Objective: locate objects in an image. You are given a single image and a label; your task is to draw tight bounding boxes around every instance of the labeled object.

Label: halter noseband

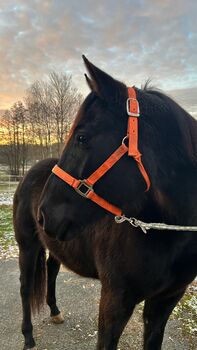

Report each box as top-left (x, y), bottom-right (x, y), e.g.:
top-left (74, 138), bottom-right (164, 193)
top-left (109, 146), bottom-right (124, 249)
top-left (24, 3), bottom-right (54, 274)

top-left (52, 87), bottom-right (151, 216)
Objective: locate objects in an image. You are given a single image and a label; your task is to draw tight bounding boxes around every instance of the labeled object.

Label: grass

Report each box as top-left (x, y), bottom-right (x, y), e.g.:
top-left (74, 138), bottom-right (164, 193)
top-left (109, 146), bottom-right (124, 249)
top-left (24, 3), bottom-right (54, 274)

top-left (171, 286), bottom-right (197, 339)
top-left (0, 204), bottom-right (15, 249)
top-left (0, 183), bottom-right (17, 191)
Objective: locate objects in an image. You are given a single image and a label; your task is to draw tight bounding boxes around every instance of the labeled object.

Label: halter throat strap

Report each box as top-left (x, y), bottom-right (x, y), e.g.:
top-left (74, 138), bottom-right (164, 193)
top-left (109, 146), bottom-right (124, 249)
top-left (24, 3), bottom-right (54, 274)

top-left (52, 87), bottom-right (151, 216)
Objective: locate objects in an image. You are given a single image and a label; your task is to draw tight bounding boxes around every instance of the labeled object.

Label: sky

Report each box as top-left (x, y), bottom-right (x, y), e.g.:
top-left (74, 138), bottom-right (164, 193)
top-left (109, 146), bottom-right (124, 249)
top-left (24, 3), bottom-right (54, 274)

top-left (0, 0), bottom-right (197, 117)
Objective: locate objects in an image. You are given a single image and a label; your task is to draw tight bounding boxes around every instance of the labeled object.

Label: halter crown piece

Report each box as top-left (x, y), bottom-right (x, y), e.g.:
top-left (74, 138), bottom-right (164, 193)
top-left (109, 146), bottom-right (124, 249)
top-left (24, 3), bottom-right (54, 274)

top-left (52, 87), bottom-right (151, 216)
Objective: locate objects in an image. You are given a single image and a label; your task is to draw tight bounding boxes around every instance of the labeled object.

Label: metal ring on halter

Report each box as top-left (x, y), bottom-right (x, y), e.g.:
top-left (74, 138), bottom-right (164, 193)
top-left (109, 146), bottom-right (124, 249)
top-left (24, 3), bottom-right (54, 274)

top-left (115, 215), bottom-right (126, 223)
top-left (122, 135), bottom-right (128, 146)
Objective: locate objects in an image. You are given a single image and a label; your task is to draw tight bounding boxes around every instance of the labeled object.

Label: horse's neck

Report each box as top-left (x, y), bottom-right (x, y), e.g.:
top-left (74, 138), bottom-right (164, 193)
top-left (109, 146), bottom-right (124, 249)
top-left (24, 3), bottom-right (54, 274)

top-left (152, 170), bottom-right (197, 225)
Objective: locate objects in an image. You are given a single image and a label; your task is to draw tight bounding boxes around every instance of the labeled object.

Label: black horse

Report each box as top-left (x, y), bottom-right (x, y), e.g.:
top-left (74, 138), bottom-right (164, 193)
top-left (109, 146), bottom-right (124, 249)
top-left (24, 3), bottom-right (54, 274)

top-left (14, 57), bottom-right (197, 350)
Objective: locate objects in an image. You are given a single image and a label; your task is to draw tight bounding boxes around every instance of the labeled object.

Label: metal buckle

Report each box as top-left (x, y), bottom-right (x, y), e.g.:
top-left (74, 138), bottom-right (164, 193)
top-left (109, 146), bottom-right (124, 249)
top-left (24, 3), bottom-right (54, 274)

top-left (122, 135), bottom-right (128, 146)
top-left (75, 180), bottom-right (93, 198)
top-left (126, 97), bottom-right (140, 117)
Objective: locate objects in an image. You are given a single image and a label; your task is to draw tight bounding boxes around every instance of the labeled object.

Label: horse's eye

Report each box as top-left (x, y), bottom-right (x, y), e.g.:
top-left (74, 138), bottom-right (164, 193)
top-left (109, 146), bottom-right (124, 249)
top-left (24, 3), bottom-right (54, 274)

top-left (77, 134), bottom-right (88, 144)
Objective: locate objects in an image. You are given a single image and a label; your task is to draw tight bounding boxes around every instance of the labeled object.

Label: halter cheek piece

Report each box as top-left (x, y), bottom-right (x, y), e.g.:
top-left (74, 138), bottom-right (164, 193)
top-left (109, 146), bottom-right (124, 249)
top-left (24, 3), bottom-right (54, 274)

top-left (52, 87), bottom-right (151, 216)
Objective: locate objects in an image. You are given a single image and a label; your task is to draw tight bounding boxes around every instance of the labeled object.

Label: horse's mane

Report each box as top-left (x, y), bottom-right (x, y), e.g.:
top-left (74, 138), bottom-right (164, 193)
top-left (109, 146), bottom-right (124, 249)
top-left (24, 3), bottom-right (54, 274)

top-left (138, 84), bottom-right (197, 167)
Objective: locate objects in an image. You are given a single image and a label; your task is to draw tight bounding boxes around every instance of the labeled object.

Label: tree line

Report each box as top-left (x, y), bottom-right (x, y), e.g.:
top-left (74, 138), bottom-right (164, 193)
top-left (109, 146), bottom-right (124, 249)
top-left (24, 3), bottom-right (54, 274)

top-left (0, 72), bottom-right (83, 175)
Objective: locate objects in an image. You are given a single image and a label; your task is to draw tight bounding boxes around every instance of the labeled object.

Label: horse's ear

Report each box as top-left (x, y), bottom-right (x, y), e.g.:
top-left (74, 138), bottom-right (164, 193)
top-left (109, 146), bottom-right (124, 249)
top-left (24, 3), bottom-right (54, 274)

top-left (82, 55), bottom-right (126, 102)
top-left (84, 74), bottom-right (95, 91)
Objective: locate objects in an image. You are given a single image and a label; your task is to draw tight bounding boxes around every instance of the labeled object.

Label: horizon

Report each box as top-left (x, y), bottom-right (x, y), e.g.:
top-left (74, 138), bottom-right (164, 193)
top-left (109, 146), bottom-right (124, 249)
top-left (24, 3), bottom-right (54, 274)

top-left (0, 85), bottom-right (197, 120)
top-left (0, 1), bottom-right (196, 117)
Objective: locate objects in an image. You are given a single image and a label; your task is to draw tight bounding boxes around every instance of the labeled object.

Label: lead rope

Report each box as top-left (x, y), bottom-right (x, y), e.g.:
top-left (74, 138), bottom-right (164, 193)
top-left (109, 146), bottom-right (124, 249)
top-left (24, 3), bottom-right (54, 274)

top-left (115, 215), bottom-right (197, 234)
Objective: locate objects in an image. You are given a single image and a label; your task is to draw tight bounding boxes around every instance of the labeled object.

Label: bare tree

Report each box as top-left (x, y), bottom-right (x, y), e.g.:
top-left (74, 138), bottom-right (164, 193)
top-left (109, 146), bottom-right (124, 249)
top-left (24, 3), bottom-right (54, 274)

top-left (49, 71), bottom-right (82, 154)
top-left (26, 72), bottom-right (82, 156)
top-left (25, 81), bottom-right (54, 158)
top-left (0, 71), bottom-right (83, 171)
top-left (0, 101), bottom-right (28, 175)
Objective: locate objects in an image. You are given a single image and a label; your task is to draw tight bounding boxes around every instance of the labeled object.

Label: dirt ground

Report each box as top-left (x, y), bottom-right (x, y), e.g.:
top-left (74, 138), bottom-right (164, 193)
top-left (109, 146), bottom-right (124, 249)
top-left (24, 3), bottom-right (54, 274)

top-left (0, 259), bottom-right (196, 350)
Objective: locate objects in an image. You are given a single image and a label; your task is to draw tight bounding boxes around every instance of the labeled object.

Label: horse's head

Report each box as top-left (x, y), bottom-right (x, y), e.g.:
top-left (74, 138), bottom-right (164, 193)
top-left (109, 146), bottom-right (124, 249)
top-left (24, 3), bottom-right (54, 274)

top-left (39, 56), bottom-right (195, 241)
top-left (38, 57), bottom-right (154, 240)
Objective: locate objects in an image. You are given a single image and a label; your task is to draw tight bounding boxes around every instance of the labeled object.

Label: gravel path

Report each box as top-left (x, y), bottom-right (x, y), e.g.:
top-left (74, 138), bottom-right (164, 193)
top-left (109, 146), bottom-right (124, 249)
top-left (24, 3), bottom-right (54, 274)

top-left (0, 259), bottom-right (196, 350)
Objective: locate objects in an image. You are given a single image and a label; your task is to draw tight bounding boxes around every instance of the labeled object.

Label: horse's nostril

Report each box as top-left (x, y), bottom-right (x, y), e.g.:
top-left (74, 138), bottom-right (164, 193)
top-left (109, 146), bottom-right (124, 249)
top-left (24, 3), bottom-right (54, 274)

top-left (37, 209), bottom-right (45, 228)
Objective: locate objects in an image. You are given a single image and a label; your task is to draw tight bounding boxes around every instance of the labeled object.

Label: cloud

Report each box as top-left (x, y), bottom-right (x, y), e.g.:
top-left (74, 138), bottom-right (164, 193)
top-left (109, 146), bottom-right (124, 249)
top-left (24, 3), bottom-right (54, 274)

top-left (0, 0), bottom-right (196, 114)
top-left (167, 86), bottom-right (197, 118)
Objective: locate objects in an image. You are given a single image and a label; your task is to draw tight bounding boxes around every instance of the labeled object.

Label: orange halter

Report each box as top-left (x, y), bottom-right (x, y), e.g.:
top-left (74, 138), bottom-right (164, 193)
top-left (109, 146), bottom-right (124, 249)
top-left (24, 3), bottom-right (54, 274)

top-left (52, 87), bottom-right (151, 216)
